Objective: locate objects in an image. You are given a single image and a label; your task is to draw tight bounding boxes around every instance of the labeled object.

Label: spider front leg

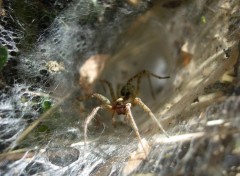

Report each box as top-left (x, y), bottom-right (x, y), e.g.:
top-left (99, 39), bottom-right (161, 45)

top-left (83, 93), bottom-right (111, 145)
top-left (126, 103), bottom-right (148, 156)
top-left (111, 112), bottom-right (117, 128)
top-left (84, 106), bottom-right (102, 146)
top-left (134, 97), bottom-right (169, 137)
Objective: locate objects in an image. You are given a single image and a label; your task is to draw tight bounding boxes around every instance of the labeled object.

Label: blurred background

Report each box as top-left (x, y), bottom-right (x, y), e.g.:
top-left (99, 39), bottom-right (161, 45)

top-left (0, 0), bottom-right (240, 175)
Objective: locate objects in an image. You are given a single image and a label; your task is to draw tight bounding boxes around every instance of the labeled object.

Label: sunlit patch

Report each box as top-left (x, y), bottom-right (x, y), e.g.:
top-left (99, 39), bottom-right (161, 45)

top-left (79, 54), bottom-right (109, 94)
top-left (153, 132), bottom-right (204, 144)
top-left (206, 119), bottom-right (225, 126)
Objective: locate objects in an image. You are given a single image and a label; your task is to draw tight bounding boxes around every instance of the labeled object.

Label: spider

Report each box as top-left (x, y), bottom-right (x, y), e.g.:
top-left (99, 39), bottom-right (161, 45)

top-left (83, 70), bottom-right (170, 155)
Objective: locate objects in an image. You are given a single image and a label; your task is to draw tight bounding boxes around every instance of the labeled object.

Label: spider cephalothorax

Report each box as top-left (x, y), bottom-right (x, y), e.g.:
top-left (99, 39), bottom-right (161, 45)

top-left (112, 98), bottom-right (127, 115)
top-left (83, 70), bottom-right (170, 155)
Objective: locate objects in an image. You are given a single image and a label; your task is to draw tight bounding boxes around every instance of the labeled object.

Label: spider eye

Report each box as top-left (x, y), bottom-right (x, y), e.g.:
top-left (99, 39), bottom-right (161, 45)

top-left (120, 84), bottom-right (135, 99)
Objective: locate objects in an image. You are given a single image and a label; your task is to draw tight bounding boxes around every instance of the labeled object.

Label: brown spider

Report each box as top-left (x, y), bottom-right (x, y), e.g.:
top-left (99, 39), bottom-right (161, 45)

top-left (83, 70), bottom-right (170, 155)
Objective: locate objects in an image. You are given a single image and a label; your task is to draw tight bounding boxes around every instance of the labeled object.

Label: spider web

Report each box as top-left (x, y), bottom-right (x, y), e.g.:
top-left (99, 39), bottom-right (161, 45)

top-left (0, 0), bottom-right (240, 176)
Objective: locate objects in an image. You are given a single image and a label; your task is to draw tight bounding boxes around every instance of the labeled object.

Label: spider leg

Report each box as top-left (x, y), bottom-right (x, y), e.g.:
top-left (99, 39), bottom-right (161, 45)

top-left (116, 83), bottom-right (123, 98)
top-left (100, 80), bottom-right (116, 101)
top-left (134, 97), bottom-right (169, 137)
top-left (84, 106), bottom-right (102, 146)
top-left (126, 103), bottom-right (148, 156)
top-left (77, 93), bottom-right (111, 105)
top-left (83, 93), bottom-right (112, 145)
top-left (127, 70), bottom-right (170, 99)
top-left (146, 74), bottom-right (156, 100)
top-left (91, 93), bottom-right (111, 104)
top-left (127, 70), bottom-right (170, 85)
top-left (111, 112), bottom-right (116, 128)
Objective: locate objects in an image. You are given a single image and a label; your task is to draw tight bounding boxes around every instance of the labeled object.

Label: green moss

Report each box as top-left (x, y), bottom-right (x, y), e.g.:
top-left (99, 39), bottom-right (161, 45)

top-left (0, 46), bottom-right (8, 70)
top-left (36, 124), bottom-right (50, 133)
top-left (41, 99), bottom-right (52, 112)
top-left (201, 16), bottom-right (206, 24)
